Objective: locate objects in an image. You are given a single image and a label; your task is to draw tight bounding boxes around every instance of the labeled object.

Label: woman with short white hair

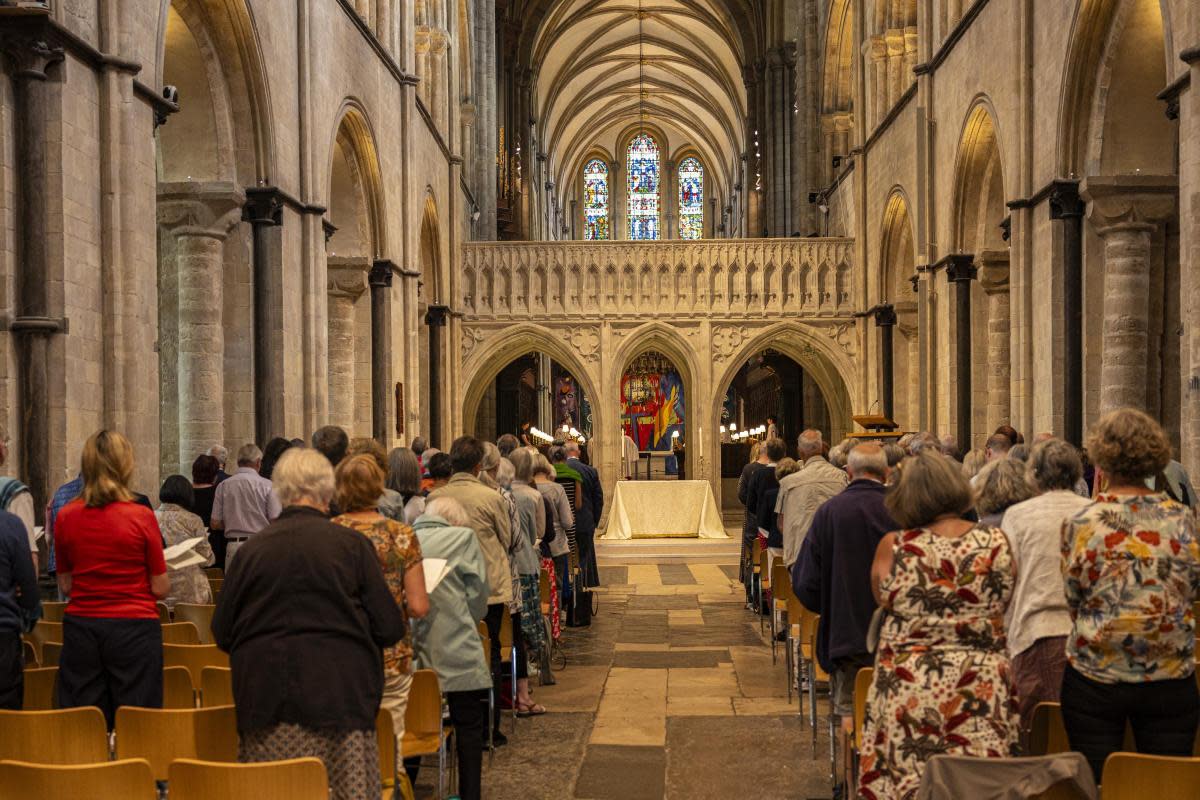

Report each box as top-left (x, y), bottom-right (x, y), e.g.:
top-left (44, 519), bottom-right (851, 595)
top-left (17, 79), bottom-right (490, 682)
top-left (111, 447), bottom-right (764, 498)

top-left (213, 447), bottom-right (406, 800)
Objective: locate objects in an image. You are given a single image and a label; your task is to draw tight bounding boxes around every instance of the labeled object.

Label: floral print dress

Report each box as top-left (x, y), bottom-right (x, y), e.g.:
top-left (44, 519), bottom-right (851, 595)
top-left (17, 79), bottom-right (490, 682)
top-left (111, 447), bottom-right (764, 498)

top-left (858, 525), bottom-right (1020, 800)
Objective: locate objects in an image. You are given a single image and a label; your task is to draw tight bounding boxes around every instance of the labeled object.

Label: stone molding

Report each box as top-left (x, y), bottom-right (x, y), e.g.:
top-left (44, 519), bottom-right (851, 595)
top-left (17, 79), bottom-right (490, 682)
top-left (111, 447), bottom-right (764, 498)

top-left (1080, 174), bottom-right (1178, 229)
top-left (977, 249), bottom-right (1010, 294)
top-left (327, 257), bottom-right (370, 299)
top-left (157, 182), bottom-right (246, 238)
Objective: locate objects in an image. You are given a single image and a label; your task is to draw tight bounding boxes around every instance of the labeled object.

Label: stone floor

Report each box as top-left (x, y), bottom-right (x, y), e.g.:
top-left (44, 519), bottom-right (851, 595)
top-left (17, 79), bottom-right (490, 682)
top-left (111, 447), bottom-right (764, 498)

top-left (415, 557), bottom-right (836, 799)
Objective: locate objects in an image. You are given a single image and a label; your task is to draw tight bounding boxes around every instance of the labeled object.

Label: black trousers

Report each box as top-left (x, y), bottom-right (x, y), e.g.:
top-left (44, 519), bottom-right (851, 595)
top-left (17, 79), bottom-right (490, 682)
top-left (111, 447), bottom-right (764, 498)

top-left (57, 615), bottom-right (163, 729)
top-left (483, 603), bottom-right (505, 731)
top-left (0, 633), bottom-right (23, 710)
top-left (404, 688), bottom-right (487, 800)
top-left (1061, 663), bottom-right (1200, 782)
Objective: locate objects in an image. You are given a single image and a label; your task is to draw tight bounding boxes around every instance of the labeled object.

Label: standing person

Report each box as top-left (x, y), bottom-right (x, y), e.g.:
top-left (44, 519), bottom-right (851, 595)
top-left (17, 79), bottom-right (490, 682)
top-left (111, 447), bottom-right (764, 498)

top-left (427, 436), bottom-right (514, 745)
top-left (858, 450), bottom-right (1019, 800)
top-left (776, 430), bottom-right (848, 569)
top-left (737, 443), bottom-right (769, 603)
top-left (0, 501), bottom-right (39, 709)
top-left (385, 447), bottom-right (427, 525)
top-left (190, 454), bottom-right (223, 569)
top-left (998, 437), bottom-right (1091, 728)
top-left (518, 422), bottom-right (534, 447)
top-left (154, 476), bottom-right (214, 605)
top-left (973, 458), bottom-right (1035, 527)
top-left (54, 430), bottom-right (170, 728)
top-left (409, 497), bottom-right (493, 800)
top-left (756, 458), bottom-right (800, 560)
top-left (211, 444), bottom-right (282, 568)
top-left (207, 444), bottom-right (230, 483)
top-left (564, 440), bottom-right (602, 588)
top-left (792, 443), bottom-right (896, 789)
top-left (45, 469), bottom-right (85, 578)
top-left (765, 415), bottom-right (779, 442)
top-left (533, 454), bottom-right (574, 625)
top-left (258, 437), bottom-right (295, 481)
top-left (331, 455), bottom-right (429, 765)
top-left (424, 452), bottom-right (453, 491)
top-left (496, 434), bottom-right (520, 458)
top-left (212, 448), bottom-right (406, 800)
top-left (312, 425), bottom-right (350, 467)
top-left (1060, 409), bottom-right (1200, 782)
top-left (0, 425), bottom-right (37, 572)
top-left (622, 430), bottom-right (640, 479)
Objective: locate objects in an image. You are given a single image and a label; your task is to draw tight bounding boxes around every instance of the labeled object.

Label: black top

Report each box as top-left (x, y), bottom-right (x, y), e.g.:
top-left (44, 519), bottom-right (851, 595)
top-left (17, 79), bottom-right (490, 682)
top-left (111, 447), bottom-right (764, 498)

top-left (756, 486), bottom-right (784, 549)
top-left (212, 506), bottom-right (406, 733)
top-left (792, 479), bottom-right (897, 671)
top-left (192, 485), bottom-right (216, 529)
top-left (0, 510), bottom-right (39, 635)
top-left (743, 463), bottom-right (778, 521)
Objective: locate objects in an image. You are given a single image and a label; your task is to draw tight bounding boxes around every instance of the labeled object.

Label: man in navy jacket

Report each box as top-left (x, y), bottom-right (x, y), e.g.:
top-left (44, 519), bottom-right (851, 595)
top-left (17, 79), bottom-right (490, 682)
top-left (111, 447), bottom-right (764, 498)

top-left (793, 442), bottom-right (896, 735)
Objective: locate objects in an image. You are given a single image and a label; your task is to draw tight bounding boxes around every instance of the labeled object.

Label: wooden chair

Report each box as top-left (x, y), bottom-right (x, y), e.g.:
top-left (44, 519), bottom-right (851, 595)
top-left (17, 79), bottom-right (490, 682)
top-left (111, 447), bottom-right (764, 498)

top-left (203, 567), bottom-right (223, 580)
top-left (750, 538), bottom-right (763, 621)
top-left (163, 643), bottom-right (229, 690)
top-left (208, 578), bottom-right (223, 595)
top-left (156, 602), bottom-right (171, 623)
top-left (161, 622), bottom-right (202, 645)
top-left (200, 666), bottom-right (233, 708)
top-left (401, 669), bottom-right (449, 799)
top-left (40, 601), bottom-right (67, 623)
top-left (498, 610), bottom-right (518, 733)
top-left (174, 603), bottom-right (216, 644)
top-left (39, 642), bottom-right (61, 668)
top-left (21, 667), bottom-right (57, 711)
top-left (376, 708), bottom-right (400, 800)
top-left (850, 667), bottom-right (874, 786)
top-left (0, 758), bottom-right (156, 799)
top-left (0, 707), bottom-right (109, 763)
top-left (114, 705), bottom-right (238, 781)
top-left (770, 561), bottom-right (792, 663)
top-left (20, 640), bottom-right (36, 669)
top-left (756, 545), bottom-right (770, 633)
top-left (167, 757), bottom-right (327, 800)
top-left (163, 666), bottom-right (198, 709)
top-left (1100, 753), bottom-right (1200, 799)
top-left (23, 621), bottom-right (63, 663)
top-left (476, 622), bottom-right (497, 755)
top-left (1028, 703), bottom-right (1070, 756)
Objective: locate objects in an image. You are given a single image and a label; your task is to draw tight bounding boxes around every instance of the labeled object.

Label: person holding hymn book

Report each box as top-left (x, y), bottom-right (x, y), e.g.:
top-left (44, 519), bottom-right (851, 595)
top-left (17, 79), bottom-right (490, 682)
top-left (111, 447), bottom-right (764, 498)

top-left (155, 475), bottom-right (215, 605)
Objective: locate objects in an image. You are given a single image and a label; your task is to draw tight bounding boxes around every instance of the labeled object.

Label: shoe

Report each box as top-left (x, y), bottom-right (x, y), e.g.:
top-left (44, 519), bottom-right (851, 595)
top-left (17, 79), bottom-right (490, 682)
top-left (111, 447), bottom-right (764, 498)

top-left (491, 730), bottom-right (508, 747)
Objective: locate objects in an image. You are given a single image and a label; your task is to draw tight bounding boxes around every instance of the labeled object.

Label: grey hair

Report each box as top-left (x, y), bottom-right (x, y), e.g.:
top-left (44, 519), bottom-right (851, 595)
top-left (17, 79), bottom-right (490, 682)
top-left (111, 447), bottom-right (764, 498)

top-left (386, 447), bottom-right (422, 495)
top-left (236, 443), bottom-right (262, 465)
top-left (207, 444), bottom-right (228, 466)
top-left (272, 447), bottom-right (335, 507)
top-left (775, 457), bottom-right (801, 480)
top-left (908, 432), bottom-right (939, 455)
top-left (1025, 438), bottom-right (1082, 493)
top-left (882, 443), bottom-right (906, 467)
top-left (961, 448), bottom-right (987, 479)
top-left (425, 496), bottom-right (469, 527)
top-left (828, 445), bottom-right (847, 469)
top-left (1008, 444), bottom-right (1029, 463)
top-left (847, 443), bottom-right (888, 480)
top-left (410, 437), bottom-right (428, 457)
top-left (480, 441), bottom-right (501, 474)
top-left (533, 454), bottom-right (555, 478)
top-left (796, 429), bottom-right (823, 459)
top-left (496, 457), bottom-right (516, 488)
top-left (564, 440), bottom-right (581, 456)
top-left (974, 458), bottom-right (1036, 516)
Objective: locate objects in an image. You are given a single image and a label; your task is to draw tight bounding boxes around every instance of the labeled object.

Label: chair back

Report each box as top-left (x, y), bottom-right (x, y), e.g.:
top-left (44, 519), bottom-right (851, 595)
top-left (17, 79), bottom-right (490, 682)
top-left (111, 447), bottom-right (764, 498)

top-left (200, 667), bottom-right (233, 708)
top-left (174, 604), bottom-right (216, 644)
top-left (1028, 703), bottom-right (1070, 756)
top-left (1100, 753), bottom-right (1200, 799)
top-left (771, 563), bottom-right (792, 604)
top-left (25, 622), bottom-right (63, 662)
top-left (0, 758), bottom-right (156, 799)
top-left (0, 707), bottom-right (109, 764)
top-left (208, 578), bottom-right (224, 595)
top-left (20, 640), bottom-right (37, 669)
top-left (156, 602), bottom-right (172, 623)
top-left (163, 644), bottom-right (229, 690)
top-left (163, 666), bottom-right (198, 708)
top-left (21, 667), bottom-right (57, 711)
top-left (401, 669), bottom-right (445, 759)
top-left (477, 621), bottom-right (490, 657)
top-left (40, 601), bottom-right (66, 622)
top-left (750, 537), bottom-right (763, 571)
top-left (114, 705), bottom-right (238, 781)
top-left (376, 708), bottom-right (396, 795)
top-left (167, 757), bottom-right (328, 800)
top-left (498, 609), bottom-right (514, 651)
top-left (204, 567), bottom-right (223, 580)
top-left (39, 642), bottom-right (61, 668)
top-left (161, 622), bottom-right (201, 645)
top-left (853, 667), bottom-right (874, 748)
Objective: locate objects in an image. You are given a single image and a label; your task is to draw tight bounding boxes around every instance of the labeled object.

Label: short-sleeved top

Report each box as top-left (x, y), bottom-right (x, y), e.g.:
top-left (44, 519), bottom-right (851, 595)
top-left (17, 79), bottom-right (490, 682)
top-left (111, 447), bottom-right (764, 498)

top-left (55, 499), bottom-right (168, 619)
top-left (1062, 492), bottom-right (1200, 684)
top-left (331, 513), bottom-right (422, 676)
top-left (212, 467), bottom-right (282, 538)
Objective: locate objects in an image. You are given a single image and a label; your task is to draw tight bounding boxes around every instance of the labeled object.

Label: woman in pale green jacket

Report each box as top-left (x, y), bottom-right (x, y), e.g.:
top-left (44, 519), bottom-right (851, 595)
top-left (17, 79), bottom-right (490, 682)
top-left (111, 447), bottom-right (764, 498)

top-left (409, 497), bottom-right (491, 800)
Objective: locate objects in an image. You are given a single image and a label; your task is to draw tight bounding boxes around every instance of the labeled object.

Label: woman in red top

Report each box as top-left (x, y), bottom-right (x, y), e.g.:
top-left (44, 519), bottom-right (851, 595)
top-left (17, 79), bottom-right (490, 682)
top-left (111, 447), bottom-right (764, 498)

top-left (54, 430), bottom-right (169, 727)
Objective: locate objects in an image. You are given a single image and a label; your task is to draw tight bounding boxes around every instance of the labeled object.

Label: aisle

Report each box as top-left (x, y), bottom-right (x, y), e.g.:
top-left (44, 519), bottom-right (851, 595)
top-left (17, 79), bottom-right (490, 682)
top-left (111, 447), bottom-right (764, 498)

top-left (449, 558), bottom-right (834, 799)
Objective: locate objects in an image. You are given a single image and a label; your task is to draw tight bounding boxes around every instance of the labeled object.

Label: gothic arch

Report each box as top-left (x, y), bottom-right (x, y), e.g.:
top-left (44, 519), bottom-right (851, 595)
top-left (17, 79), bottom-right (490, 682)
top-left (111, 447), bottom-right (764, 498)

top-left (951, 99), bottom-right (1007, 253)
top-left (326, 102), bottom-right (387, 258)
top-left (879, 189), bottom-right (918, 430)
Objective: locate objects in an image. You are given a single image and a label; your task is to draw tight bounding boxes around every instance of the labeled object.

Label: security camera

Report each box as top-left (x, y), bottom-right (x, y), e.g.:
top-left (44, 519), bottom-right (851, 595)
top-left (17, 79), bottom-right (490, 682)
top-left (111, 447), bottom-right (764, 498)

top-left (162, 85), bottom-right (179, 105)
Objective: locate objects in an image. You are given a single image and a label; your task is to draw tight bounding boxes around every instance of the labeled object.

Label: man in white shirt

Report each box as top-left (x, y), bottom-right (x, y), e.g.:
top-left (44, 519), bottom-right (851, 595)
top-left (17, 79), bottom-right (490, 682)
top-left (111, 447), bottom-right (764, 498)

top-left (211, 443), bottom-right (282, 567)
top-left (999, 437), bottom-right (1092, 727)
top-left (775, 429), bottom-right (848, 568)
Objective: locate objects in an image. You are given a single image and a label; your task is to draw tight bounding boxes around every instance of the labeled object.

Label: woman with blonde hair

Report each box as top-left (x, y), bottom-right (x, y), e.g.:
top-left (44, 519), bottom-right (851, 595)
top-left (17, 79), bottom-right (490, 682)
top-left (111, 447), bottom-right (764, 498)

top-left (331, 454), bottom-right (430, 764)
top-left (54, 430), bottom-right (170, 728)
top-left (858, 449), bottom-right (1019, 800)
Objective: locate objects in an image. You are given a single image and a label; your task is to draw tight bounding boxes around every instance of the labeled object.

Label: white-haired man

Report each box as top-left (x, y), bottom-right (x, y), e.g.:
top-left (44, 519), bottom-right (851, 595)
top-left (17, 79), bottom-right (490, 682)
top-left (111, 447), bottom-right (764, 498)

top-left (775, 429), bottom-right (847, 568)
top-left (207, 444), bottom-right (230, 484)
top-left (211, 443), bottom-right (281, 566)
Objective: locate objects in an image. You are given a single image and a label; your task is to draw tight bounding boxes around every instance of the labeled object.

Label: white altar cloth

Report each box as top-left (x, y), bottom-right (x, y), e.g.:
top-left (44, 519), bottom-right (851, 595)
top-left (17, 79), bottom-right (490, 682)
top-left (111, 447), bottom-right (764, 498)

top-left (603, 480), bottom-right (729, 540)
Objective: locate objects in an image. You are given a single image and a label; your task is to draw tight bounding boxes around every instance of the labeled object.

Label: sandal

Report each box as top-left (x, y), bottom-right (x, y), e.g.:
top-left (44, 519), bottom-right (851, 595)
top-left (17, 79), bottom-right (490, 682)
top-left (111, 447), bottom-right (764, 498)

top-left (515, 702), bottom-right (547, 717)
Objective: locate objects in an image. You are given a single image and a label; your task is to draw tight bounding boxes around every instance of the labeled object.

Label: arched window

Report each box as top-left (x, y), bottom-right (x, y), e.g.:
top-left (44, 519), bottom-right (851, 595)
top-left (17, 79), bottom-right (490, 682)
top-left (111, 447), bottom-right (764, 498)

top-left (627, 133), bottom-right (660, 240)
top-left (583, 159), bottom-right (609, 240)
top-left (678, 156), bottom-right (704, 239)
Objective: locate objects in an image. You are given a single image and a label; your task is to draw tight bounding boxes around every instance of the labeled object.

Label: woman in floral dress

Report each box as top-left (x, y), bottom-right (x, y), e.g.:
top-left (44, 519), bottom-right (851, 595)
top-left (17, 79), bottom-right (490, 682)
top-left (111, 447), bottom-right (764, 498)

top-left (155, 475), bottom-right (214, 605)
top-left (858, 450), bottom-right (1019, 800)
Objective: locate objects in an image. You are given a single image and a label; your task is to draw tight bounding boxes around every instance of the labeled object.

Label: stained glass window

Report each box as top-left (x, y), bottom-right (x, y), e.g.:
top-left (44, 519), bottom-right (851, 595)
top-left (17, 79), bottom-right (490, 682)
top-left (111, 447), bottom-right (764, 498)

top-left (678, 156), bottom-right (704, 240)
top-left (627, 133), bottom-right (660, 240)
top-left (583, 159), bottom-right (609, 240)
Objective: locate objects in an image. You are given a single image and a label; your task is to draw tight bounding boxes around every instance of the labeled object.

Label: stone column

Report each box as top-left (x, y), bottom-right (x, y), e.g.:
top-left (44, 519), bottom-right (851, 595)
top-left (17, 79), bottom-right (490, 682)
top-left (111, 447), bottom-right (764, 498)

top-left (327, 259), bottom-right (369, 432)
top-left (978, 250), bottom-right (1011, 431)
top-left (425, 305), bottom-right (450, 448)
top-left (943, 255), bottom-right (977, 449)
top-left (157, 184), bottom-right (244, 473)
top-left (1081, 176), bottom-right (1177, 415)
top-left (873, 304), bottom-right (898, 422)
top-left (369, 260), bottom-right (395, 444)
top-left (869, 35), bottom-right (887, 125)
top-left (886, 30), bottom-right (904, 110)
top-left (243, 188), bottom-right (284, 444)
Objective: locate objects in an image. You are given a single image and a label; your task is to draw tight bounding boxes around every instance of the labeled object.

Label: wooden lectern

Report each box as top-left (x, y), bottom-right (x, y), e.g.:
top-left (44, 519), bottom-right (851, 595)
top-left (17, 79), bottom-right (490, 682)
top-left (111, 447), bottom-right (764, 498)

top-left (848, 414), bottom-right (904, 440)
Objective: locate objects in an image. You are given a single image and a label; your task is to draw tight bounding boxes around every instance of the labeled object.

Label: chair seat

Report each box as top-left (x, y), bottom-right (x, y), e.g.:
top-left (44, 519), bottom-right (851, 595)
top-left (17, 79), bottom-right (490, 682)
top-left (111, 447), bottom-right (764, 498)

top-left (400, 730), bottom-right (449, 757)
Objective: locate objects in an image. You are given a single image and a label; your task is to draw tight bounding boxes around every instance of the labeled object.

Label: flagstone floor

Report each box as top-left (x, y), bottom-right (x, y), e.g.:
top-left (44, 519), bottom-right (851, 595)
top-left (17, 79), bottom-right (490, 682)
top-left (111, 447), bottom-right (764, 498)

top-left (415, 559), bottom-right (837, 799)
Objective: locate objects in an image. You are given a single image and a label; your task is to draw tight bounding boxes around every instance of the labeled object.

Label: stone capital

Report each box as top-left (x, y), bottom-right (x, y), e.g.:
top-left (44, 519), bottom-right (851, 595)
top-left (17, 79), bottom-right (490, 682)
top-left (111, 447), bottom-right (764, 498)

top-left (0, 18), bottom-right (64, 82)
top-left (869, 35), bottom-right (887, 60)
top-left (885, 30), bottom-right (905, 56)
top-left (977, 249), bottom-right (1010, 293)
top-left (243, 186), bottom-right (284, 227)
top-left (157, 182), bottom-right (246, 237)
top-left (369, 259), bottom-right (396, 289)
top-left (1080, 174), bottom-right (1178, 231)
top-left (327, 256), bottom-right (370, 299)
top-left (424, 304), bottom-right (450, 327)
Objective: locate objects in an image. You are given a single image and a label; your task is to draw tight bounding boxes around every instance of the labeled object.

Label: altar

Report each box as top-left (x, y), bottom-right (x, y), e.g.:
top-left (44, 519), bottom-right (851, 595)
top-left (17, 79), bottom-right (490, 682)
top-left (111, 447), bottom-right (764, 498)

top-left (603, 480), bottom-right (729, 540)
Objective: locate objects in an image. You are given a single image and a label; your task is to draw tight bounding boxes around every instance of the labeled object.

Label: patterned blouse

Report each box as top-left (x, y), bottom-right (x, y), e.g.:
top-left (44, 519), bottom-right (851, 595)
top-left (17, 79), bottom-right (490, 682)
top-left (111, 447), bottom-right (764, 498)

top-left (155, 503), bottom-right (214, 606)
top-left (331, 514), bottom-right (423, 676)
top-left (1062, 492), bottom-right (1200, 684)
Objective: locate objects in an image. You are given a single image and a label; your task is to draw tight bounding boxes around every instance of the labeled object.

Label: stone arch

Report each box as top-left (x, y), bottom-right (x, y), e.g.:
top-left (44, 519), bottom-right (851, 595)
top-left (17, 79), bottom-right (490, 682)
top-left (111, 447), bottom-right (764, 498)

top-left (460, 324), bottom-right (603, 443)
top-left (820, 0), bottom-right (855, 183)
top-left (880, 189), bottom-right (918, 430)
top-left (326, 102), bottom-right (387, 258)
top-left (416, 193), bottom-right (445, 442)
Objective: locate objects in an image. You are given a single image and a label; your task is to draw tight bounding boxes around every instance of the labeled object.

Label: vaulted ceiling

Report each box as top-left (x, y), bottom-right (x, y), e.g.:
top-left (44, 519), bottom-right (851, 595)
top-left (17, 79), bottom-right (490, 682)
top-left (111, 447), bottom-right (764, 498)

top-left (520, 0), bottom-right (765, 201)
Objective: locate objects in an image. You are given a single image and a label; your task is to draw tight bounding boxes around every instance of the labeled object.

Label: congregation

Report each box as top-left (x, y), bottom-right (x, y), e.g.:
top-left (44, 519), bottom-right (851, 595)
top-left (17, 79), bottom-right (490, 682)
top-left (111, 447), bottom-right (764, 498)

top-left (0, 424), bottom-right (606, 800)
top-left (739, 408), bottom-right (1200, 799)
